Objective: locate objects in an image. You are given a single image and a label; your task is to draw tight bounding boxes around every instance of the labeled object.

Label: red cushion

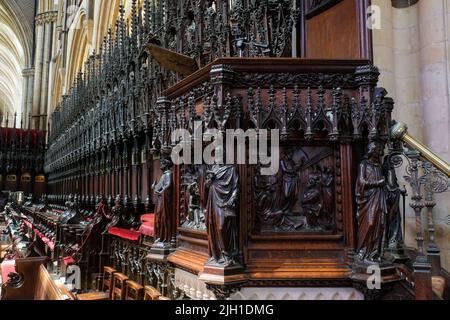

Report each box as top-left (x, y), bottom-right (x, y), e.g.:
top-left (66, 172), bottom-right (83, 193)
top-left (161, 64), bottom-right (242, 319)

top-left (141, 214), bottom-right (155, 223)
top-left (47, 241), bottom-right (55, 251)
top-left (139, 224), bottom-right (155, 237)
top-left (1, 260), bottom-right (16, 284)
top-left (108, 227), bottom-right (141, 241)
top-left (64, 257), bottom-right (75, 265)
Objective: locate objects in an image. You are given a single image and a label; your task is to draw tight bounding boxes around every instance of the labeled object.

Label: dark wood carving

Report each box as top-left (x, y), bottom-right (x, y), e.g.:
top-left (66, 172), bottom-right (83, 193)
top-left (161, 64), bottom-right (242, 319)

top-left (383, 153), bottom-right (405, 250)
top-left (254, 146), bottom-right (336, 233)
top-left (152, 157), bottom-right (175, 245)
top-left (180, 165), bottom-right (207, 231)
top-left (102, 195), bottom-right (123, 233)
top-left (355, 141), bottom-right (387, 263)
top-left (205, 164), bottom-right (240, 267)
top-left (2, 0), bottom-right (410, 299)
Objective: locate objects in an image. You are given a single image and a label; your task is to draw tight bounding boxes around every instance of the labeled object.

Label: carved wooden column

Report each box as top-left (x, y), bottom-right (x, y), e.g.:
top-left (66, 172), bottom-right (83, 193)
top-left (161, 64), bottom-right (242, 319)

top-left (422, 163), bottom-right (441, 276)
top-left (404, 150), bottom-right (433, 300)
top-left (148, 97), bottom-right (177, 258)
top-left (198, 64), bottom-right (248, 297)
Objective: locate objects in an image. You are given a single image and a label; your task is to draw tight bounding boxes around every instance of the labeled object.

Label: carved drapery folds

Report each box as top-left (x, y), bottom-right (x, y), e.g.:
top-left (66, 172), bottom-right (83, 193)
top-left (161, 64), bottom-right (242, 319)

top-left (152, 157), bottom-right (176, 245)
top-left (205, 164), bottom-right (240, 267)
top-left (355, 141), bottom-right (387, 263)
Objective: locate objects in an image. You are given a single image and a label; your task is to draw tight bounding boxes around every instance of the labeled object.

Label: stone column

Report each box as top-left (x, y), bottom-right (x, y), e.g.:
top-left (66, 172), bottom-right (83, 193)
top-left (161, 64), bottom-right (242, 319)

top-left (372, 0), bottom-right (396, 98)
top-left (373, 0), bottom-right (423, 139)
top-left (32, 18), bottom-right (45, 129)
top-left (47, 21), bottom-right (57, 117)
top-left (418, 0), bottom-right (450, 161)
top-left (392, 4), bottom-right (423, 140)
top-left (21, 68), bottom-right (35, 127)
top-left (40, 16), bottom-right (54, 130)
top-left (418, 0), bottom-right (450, 280)
top-left (27, 70), bottom-right (34, 127)
top-left (21, 70), bottom-right (30, 121)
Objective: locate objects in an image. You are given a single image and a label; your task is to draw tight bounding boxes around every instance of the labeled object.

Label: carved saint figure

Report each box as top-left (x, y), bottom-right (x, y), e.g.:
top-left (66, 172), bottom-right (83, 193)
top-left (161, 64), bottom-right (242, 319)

top-left (280, 149), bottom-right (302, 213)
top-left (102, 195), bottom-right (123, 234)
top-left (187, 182), bottom-right (205, 229)
top-left (152, 157), bottom-right (175, 244)
top-left (255, 173), bottom-right (298, 231)
top-left (205, 164), bottom-right (239, 267)
top-left (320, 166), bottom-right (334, 223)
top-left (356, 142), bottom-right (387, 262)
top-left (383, 155), bottom-right (405, 249)
top-left (302, 169), bottom-right (323, 229)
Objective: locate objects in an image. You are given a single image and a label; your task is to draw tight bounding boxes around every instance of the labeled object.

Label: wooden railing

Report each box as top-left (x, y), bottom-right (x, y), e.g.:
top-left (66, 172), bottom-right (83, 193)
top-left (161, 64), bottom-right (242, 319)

top-left (390, 122), bottom-right (450, 300)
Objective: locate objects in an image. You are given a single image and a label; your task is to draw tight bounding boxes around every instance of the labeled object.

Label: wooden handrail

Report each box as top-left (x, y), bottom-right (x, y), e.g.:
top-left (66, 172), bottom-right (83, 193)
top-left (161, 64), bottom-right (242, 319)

top-left (391, 122), bottom-right (450, 177)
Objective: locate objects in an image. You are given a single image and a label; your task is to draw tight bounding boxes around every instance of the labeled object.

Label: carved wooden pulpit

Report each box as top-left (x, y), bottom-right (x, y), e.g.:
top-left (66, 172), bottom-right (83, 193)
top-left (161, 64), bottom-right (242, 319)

top-left (148, 58), bottom-right (394, 296)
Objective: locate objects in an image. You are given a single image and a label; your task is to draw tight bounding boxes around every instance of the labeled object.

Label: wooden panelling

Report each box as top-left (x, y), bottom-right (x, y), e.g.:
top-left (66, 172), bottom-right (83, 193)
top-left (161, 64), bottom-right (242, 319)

top-left (305, 0), bottom-right (371, 60)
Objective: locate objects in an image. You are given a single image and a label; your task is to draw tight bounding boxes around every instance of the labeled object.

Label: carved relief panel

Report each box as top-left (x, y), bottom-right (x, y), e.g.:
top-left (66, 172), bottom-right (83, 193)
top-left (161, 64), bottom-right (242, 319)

top-left (180, 164), bottom-right (207, 231)
top-left (253, 145), bottom-right (338, 234)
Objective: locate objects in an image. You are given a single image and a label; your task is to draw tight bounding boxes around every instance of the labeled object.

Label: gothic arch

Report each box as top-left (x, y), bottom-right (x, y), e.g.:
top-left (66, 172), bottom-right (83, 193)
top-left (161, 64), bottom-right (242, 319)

top-left (0, 1), bottom-right (33, 124)
top-left (65, 9), bottom-right (92, 92)
top-left (93, 0), bottom-right (121, 52)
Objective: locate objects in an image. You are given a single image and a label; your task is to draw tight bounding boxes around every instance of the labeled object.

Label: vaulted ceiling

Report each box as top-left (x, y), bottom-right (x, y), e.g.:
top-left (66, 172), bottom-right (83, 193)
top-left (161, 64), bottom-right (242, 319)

top-left (0, 0), bottom-right (34, 125)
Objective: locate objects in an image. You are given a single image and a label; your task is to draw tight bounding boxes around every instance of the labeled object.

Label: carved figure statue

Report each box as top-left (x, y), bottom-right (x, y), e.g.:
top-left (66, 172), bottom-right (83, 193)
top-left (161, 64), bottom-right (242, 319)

top-left (205, 164), bottom-right (239, 267)
top-left (355, 141), bottom-right (387, 262)
top-left (255, 173), bottom-right (298, 231)
top-left (280, 149), bottom-right (301, 213)
top-left (102, 195), bottom-right (123, 234)
top-left (60, 195), bottom-right (83, 225)
top-left (320, 166), bottom-right (334, 223)
top-left (186, 182), bottom-right (205, 229)
top-left (302, 169), bottom-right (323, 229)
top-left (383, 155), bottom-right (405, 249)
top-left (152, 157), bottom-right (175, 244)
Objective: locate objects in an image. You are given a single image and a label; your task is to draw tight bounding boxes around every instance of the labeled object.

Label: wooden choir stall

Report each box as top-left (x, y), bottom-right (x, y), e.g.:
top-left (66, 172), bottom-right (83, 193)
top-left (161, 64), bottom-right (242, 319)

top-left (1, 0), bottom-right (436, 300)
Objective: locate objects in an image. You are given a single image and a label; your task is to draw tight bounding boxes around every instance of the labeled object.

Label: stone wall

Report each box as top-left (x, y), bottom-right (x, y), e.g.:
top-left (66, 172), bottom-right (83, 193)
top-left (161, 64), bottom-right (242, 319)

top-left (373, 0), bottom-right (450, 271)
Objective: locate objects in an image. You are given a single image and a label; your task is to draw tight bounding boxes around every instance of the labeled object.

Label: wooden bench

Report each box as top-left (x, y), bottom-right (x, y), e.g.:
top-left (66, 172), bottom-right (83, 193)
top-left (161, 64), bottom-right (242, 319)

top-left (1, 257), bottom-right (67, 300)
top-left (125, 280), bottom-right (144, 300)
top-left (75, 266), bottom-right (115, 301)
top-left (144, 285), bottom-right (162, 300)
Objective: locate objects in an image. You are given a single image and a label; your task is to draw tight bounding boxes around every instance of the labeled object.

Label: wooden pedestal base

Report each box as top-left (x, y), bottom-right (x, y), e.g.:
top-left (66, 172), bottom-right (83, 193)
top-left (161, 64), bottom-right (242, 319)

top-left (147, 242), bottom-right (175, 260)
top-left (199, 263), bottom-right (248, 285)
top-left (351, 259), bottom-right (406, 300)
top-left (386, 245), bottom-right (410, 264)
top-left (199, 263), bottom-right (248, 299)
top-left (413, 258), bottom-right (433, 300)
